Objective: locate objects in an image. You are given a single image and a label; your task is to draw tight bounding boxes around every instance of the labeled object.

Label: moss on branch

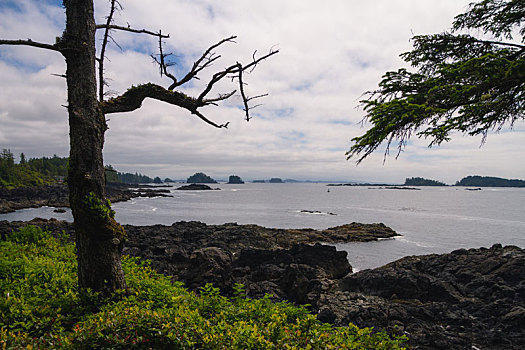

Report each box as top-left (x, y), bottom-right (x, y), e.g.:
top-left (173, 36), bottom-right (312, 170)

top-left (100, 83), bottom-right (200, 114)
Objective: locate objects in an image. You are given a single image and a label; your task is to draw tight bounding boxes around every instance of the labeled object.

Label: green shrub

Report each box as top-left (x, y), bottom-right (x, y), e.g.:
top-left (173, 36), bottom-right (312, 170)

top-left (0, 226), bottom-right (407, 349)
top-left (5, 225), bottom-right (51, 244)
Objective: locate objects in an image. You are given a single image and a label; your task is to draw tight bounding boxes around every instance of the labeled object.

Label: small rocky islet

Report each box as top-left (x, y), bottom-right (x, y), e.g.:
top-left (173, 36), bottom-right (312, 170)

top-left (0, 184), bottom-right (524, 349)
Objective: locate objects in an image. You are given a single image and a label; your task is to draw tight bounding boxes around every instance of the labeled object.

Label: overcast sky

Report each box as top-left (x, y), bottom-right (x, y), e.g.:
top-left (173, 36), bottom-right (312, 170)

top-left (1, 0), bottom-right (523, 184)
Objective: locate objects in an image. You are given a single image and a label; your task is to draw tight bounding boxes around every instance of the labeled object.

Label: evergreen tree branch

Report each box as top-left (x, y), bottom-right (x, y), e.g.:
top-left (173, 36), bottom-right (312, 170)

top-left (347, 0), bottom-right (525, 164)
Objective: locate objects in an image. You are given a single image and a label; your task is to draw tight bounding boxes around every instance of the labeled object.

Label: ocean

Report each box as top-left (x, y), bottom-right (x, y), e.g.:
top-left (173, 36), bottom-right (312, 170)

top-left (2, 183), bottom-right (524, 272)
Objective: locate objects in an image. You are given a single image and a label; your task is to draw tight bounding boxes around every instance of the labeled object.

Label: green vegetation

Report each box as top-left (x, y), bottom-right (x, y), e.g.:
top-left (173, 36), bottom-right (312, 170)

top-left (0, 149), bottom-right (62, 188)
top-left (25, 154), bottom-right (69, 179)
top-left (187, 172), bottom-right (217, 184)
top-left (347, 0), bottom-right (525, 163)
top-left (117, 172), bottom-right (154, 184)
top-left (104, 165), bottom-right (120, 183)
top-left (153, 176), bottom-right (163, 184)
top-left (0, 149), bottom-right (157, 188)
top-left (84, 192), bottom-right (116, 221)
top-left (404, 177), bottom-right (447, 186)
top-left (0, 226), bottom-right (406, 349)
top-left (456, 175), bottom-right (525, 187)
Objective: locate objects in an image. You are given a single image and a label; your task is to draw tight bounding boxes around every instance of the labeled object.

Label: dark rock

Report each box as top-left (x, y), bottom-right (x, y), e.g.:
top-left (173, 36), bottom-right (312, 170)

top-left (183, 247), bottom-right (234, 290)
top-left (230, 243), bottom-right (351, 305)
top-left (0, 185), bottom-right (69, 213)
top-left (379, 186), bottom-right (420, 190)
top-left (176, 184), bottom-right (218, 191)
top-left (0, 183), bottom-right (172, 214)
top-left (318, 244), bottom-right (525, 349)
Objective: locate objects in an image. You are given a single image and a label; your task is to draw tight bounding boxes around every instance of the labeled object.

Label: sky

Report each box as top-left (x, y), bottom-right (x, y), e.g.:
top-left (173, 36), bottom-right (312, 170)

top-left (0, 0), bottom-right (524, 184)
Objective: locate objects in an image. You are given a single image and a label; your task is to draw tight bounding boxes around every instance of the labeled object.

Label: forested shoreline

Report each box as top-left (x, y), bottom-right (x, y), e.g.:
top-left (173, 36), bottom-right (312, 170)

top-left (0, 149), bottom-right (156, 188)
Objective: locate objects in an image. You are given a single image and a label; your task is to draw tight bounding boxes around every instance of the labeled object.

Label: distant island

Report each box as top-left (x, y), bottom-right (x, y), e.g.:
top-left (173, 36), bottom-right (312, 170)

top-left (269, 178), bottom-right (284, 183)
top-left (186, 172), bottom-right (217, 184)
top-left (455, 176), bottom-right (525, 187)
top-left (227, 175), bottom-right (244, 184)
top-left (327, 175), bottom-right (525, 188)
top-left (404, 177), bottom-right (447, 186)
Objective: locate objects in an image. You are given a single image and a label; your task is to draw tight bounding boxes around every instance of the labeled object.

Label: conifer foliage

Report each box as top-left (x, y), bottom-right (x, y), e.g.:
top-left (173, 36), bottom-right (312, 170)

top-left (347, 0), bottom-right (525, 163)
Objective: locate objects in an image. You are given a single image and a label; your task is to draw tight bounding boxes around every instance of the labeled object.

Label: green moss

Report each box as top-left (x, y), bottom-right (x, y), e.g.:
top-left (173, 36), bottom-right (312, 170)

top-left (83, 192), bottom-right (115, 221)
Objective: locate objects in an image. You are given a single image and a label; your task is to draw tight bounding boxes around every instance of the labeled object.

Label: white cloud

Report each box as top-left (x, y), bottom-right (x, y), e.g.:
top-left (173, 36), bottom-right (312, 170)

top-left (0, 0), bottom-right (523, 183)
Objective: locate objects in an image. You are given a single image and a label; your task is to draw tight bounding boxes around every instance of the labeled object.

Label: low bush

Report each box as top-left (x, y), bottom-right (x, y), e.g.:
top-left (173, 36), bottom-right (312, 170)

top-left (0, 226), bottom-right (407, 349)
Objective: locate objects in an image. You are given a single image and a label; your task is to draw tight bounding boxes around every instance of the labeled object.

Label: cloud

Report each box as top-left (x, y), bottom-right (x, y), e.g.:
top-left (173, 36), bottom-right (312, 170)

top-left (0, 0), bottom-right (523, 183)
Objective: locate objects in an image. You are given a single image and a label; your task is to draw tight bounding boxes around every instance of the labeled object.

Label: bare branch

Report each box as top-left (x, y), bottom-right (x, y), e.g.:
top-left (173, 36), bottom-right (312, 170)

top-left (98, 0), bottom-right (118, 102)
top-left (0, 39), bottom-right (61, 52)
top-left (202, 90), bottom-right (237, 105)
top-left (247, 93), bottom-right (269, 102)
top-left (95, 24), bottom-right (169, 38)
top-left (237, 63), bottom-right (251, 120)
top-left (175, 36), bottom-right (237, 88)
top-left (192, 109), bottom-right (230, 128)
top-left (152, 31), bottom-right (179, 88)
top-left (195, 48), bottom-right (278, 120)
top-left (151, 36), bottom-right (237, 91)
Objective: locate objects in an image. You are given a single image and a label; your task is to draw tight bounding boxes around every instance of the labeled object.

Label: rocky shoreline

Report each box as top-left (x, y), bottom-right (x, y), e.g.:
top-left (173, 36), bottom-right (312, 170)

top-left (0, 183), bottom-right (172, 214)
top-left (1, 218), bottom-right (524, 349)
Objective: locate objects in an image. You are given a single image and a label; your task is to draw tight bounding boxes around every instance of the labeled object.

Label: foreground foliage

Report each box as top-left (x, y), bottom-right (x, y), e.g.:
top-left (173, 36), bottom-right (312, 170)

top-left (0, 226), bottom-right (407, 349)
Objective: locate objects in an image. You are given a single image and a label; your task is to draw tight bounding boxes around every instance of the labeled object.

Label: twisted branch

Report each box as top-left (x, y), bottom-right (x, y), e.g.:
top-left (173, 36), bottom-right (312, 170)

top-left (100, 83), bottom-right (229, 128)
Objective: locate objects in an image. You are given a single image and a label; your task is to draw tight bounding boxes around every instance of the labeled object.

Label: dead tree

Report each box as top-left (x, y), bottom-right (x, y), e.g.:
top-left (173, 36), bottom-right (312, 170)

top-left (0, 0), bottom-right (277, 295)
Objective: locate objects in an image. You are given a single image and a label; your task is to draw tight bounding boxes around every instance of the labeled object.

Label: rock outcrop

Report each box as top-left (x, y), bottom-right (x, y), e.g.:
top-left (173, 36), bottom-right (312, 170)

top-left (317, 244), bottom-right (525, 349)
top-left (0, 183), bottom-right (172, 214)
top-left (176, 184), bottom-right (218, 191)
top-left (0, 185), bottom-right (69, 213)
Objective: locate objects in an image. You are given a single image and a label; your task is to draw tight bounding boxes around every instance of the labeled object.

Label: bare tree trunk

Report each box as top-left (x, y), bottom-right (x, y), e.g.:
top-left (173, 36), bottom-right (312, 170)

top-left (63, 0), bottom-right (126, 295)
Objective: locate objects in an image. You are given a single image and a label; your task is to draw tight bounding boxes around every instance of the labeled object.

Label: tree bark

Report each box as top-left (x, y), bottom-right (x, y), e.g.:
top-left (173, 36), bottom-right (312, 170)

top-left (63, 0), bottom-right (126, 295)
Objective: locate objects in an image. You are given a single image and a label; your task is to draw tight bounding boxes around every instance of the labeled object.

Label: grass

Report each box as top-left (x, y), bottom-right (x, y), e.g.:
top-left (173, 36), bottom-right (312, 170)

top-left (0, 226), bottom-right (407, 349)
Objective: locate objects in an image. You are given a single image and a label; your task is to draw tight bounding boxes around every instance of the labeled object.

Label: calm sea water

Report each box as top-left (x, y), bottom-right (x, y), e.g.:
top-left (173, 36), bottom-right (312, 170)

top-left (2, 183), bottom-right (524, 271)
